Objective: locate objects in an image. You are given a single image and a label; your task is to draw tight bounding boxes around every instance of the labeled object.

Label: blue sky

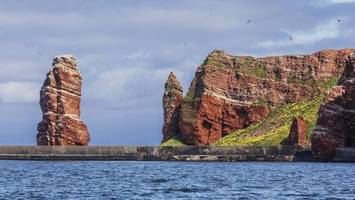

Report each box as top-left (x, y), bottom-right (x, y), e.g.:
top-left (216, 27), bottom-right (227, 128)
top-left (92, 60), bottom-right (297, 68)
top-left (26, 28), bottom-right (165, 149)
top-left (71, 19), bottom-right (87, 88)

top-left (0, 0), bottom-right (354, 145)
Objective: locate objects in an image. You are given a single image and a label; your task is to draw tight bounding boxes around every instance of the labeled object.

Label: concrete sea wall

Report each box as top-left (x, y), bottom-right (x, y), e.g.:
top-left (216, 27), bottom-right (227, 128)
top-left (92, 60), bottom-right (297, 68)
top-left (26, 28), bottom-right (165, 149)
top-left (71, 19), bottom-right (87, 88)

top-left (0, 145), bottom-right (317, 161)
top-left (335, 148), bottom-right (355, 162)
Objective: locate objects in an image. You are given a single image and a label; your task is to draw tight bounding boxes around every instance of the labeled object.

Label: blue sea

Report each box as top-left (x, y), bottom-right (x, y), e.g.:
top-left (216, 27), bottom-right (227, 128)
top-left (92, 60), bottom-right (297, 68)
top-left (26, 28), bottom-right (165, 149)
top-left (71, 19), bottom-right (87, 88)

top-left (0, 161), bottom-right (354, 200)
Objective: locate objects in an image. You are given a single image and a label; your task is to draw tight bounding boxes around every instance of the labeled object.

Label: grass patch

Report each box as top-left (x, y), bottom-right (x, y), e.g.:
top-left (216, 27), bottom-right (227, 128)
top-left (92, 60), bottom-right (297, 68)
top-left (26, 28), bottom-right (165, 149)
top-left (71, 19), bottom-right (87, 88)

top-left (287, 72), bottom-right (339, 90)
top-left (251, 99), bottom-right (268, 107)
top-left (319, 76), bottom-right (339, 91)
top-left (180, 85), bottom-right (197, 124)
top-left (213, 96), bottom-right (324, 146)
top-left (238, 61), bottom-right (268, 78)
top-left (184, 85), bottom-right (196, 103)
top-left (203, 58), bottom-right (226, 68)
top-left (161, 137), bottom-right (186, 147)
top-left (212, 76), bottom-right (339, 146)
top-left (204, 56), bottom-right (268, 78)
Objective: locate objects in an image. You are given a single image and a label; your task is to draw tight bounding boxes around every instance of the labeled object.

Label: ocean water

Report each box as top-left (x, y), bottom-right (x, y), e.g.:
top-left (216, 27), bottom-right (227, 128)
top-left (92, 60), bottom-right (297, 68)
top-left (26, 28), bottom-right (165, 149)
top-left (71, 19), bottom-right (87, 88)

top-left (0, 161), bottom-right (354, 200)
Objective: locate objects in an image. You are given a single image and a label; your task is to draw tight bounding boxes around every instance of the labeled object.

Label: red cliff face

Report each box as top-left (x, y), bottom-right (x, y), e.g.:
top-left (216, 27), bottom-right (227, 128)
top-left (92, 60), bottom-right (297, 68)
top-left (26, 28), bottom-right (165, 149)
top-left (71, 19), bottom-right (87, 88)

top-left (163, 49), bottom-right (355, 145)
top-left (37, 55), bottom-right (90, 146)
top-left (312, 54), bottom-right (355, 161)
top-left (162, 72), bottom-right (183, 142)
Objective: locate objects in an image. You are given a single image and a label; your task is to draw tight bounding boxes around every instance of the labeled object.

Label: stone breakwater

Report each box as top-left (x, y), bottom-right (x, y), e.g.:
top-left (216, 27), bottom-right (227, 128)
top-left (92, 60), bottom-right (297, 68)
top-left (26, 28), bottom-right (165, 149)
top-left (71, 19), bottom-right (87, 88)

top-left (0, 146), bottom-right (319, 162)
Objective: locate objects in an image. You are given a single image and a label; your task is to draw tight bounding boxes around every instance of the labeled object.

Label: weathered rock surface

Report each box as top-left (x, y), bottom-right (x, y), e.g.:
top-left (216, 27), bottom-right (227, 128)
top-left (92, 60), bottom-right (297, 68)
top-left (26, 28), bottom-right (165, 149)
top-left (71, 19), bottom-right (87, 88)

top-left (289, 117), bottom-right (308, 147)
top-left (312, 54), bottom-right (355, 160)
top-left (163, 49), bottom-right (355, 145)
top-left (37, 55), bottom-right (90, 146)
top-left (162, 72), bottom-right (184, 142)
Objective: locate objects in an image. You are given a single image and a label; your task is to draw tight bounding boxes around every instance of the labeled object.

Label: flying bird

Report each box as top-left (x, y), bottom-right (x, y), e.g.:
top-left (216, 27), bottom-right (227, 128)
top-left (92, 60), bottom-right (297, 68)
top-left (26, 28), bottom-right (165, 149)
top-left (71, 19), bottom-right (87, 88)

top-left (337, 19), bottom-right (341, 23)
top-left (247, 19), bottom-right (252, 24)
top-left (288, 36), bottom-right (293, 41)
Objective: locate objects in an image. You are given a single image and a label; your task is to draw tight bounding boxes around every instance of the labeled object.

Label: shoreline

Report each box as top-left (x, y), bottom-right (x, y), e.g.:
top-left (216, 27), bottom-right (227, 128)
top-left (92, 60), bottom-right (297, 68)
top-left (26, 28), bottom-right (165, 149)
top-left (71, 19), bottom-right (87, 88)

top-left (0, 145), bottom-right (353, 162)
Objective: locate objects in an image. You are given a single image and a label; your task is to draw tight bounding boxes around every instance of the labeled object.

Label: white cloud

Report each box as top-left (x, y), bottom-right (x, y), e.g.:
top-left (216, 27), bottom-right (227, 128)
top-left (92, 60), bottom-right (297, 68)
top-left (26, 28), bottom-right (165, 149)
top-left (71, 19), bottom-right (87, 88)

top-left (125, 51), bottom-right (151, 60)
top-left (258, 20), bottom-right (342, 48)
top-left (0, 12), bottom-right (89, 30)
top-left (88, 68), bottom-right (138, 100)
top-left (0, 82), bottom-right (39, 103)
top-left (86, 66), bottom-right (183, 104)
top-left (0, 60), bottom-right (45, 81)
top-left (0, 8), bottom-right (238, 32)
top-left (117, 8), bottom-right (239, 31)
top-left (311, 0), bottom-right (355, 6)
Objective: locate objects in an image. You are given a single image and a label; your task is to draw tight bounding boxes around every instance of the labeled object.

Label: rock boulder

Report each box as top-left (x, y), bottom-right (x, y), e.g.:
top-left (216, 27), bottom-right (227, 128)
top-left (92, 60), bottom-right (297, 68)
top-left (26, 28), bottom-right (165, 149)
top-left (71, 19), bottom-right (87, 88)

top-left (289, 117), bottom-right (308, 147)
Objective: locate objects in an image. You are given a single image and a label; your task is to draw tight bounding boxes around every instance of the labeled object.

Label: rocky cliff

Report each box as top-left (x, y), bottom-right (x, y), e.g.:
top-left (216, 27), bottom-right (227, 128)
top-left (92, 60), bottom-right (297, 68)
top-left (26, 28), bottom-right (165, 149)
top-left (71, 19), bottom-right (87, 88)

top-left (312, 54), bottom-right (355, 161)
top-left (162, 72), bottom-right (183, 142)
top-left (37, 55), bottom-right (90, 146)
top-left (162, 49), bottom-right (355, 146)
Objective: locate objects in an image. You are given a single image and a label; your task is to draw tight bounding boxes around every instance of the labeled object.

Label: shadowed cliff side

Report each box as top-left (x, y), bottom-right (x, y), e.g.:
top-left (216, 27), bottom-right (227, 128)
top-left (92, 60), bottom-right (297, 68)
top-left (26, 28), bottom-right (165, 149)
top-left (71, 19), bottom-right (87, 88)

top-left (312, 54), bottom-right (355, 161)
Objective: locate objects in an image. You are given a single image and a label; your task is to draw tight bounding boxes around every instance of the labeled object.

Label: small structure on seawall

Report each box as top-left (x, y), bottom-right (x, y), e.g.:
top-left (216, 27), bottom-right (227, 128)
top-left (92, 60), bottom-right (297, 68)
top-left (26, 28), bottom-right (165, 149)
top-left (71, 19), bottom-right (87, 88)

top-left (312, 54), bottom-right (355, 161)
top-left (37, 55), bottom-right (90, 146)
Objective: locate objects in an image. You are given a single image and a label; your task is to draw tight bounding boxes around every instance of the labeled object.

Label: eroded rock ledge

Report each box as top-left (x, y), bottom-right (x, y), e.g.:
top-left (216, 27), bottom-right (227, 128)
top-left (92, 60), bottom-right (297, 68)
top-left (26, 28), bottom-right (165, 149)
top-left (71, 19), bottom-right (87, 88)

top-left (37, 55), bottom-right (90, 146)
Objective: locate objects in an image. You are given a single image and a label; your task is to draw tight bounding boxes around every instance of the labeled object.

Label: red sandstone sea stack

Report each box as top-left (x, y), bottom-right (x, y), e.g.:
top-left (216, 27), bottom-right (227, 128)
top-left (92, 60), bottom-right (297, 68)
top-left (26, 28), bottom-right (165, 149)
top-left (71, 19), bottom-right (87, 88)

top-left (37, 55), bottom-right (90, 146)
top-left (162, 72), bottom-right (183, 142)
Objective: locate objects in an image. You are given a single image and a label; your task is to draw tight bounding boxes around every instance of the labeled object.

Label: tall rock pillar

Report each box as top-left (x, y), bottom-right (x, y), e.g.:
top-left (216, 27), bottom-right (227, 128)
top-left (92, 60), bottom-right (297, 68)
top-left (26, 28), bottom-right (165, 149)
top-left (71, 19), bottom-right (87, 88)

top-left (37, 55), bottom-right (90, 146)
top-left (162, 72), bottom-right (183, 142)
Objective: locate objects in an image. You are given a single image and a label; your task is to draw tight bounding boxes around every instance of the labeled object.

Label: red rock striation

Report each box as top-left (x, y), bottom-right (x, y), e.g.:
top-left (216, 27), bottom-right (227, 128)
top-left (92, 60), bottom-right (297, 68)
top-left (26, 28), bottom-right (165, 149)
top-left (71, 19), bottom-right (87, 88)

top-left (162, 72), bottom-right (183, 142)
top-left (37, 55), bottom-right (90, 146)
top-left (163, 49), bottom-right (355, 145)
top-left (312, 54), bottom-right (355, 160)
top-left (289, 117), bottom-right (308, 147)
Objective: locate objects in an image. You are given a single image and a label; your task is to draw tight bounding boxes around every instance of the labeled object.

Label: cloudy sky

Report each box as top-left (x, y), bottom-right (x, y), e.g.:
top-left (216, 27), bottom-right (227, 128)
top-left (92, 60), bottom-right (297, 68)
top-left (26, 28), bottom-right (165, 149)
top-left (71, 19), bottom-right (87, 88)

top-left (0, 0), bottom-right (354, 145)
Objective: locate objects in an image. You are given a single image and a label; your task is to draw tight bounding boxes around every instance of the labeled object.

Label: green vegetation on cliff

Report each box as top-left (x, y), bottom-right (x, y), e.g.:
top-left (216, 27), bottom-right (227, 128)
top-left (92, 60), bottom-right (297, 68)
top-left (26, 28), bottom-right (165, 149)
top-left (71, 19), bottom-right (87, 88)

top-left (163, 95), bottom-right (323, 147)
top-left (212, 75), bottom-right (338, 146)
top-left (161, 137), bottom-right (186, 147)
top-left (162, 76), bottom-right (338, 147)
top-left (180, 87), bottom-right (197, 124)
top-left (213, 76), bottom-right (338, 146)
top-left (213, 96), bottom-right (323, 146)
top-left (161, 48), bottom-right (341, 147)
top-left (237, 60), bottom-right (268, 78)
